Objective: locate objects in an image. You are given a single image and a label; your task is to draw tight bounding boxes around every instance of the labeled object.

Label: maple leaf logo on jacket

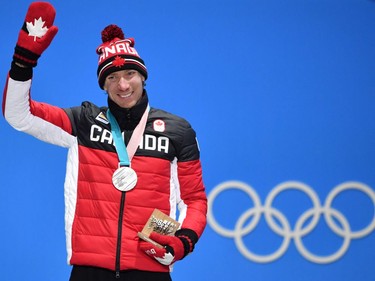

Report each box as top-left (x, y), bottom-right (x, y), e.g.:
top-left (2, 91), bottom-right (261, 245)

top-left (113, 56), bottom-right (126, 67)
top-left (26, 17), bottom-right (48, 41)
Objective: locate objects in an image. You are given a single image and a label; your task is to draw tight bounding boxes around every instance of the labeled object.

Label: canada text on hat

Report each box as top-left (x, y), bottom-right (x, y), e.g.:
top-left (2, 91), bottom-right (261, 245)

top-left (96, 24), bottom-right (147, 89)
top-left (97, 38), bottom-right (139, 63)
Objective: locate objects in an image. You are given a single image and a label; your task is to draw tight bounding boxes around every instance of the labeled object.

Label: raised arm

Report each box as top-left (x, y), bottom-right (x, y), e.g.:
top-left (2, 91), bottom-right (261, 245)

top-left (3, 2), bottom-right (73, 147)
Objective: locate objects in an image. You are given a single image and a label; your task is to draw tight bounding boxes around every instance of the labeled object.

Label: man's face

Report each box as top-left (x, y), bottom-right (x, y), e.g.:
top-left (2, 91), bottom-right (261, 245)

top-left (104, 69), bottom-right (145, 109)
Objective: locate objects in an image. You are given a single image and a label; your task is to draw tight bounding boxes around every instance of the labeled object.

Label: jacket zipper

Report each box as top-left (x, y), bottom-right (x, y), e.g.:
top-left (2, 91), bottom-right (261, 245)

top-left (115, 131), bottom-right (132, 278)
top-left (115, 191), bottom-right (126, 278)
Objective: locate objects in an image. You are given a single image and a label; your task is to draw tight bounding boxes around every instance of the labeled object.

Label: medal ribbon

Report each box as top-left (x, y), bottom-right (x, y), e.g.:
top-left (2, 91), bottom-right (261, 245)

top-left (106, 105), bottom-right (150, 167)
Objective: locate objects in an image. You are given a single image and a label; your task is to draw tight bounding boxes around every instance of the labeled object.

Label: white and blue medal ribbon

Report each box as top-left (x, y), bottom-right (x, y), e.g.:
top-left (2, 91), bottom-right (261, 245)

top-left (106, 105), bottom-right (150, 191)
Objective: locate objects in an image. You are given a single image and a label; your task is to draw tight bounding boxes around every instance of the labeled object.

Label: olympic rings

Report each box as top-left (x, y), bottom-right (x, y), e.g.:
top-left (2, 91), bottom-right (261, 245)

top-left (207, 180), bottom-right (375, 264)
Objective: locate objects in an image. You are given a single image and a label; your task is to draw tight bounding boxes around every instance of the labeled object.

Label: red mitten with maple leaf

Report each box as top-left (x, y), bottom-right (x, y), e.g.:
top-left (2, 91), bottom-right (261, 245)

top-left (140, 229), bottom-right (198, 266)
top-left (13, 2), bottom-right (58, 67)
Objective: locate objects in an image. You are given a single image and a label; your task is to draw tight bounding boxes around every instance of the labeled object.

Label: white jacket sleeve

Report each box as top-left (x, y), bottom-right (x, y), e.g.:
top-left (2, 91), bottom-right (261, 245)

top-left (3, 77), bottom-right (75, 148)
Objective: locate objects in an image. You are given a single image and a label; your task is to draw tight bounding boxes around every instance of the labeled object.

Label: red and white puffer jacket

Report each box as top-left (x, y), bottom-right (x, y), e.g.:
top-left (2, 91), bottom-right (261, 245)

top-left (2, 66), bottom-right (207, 273)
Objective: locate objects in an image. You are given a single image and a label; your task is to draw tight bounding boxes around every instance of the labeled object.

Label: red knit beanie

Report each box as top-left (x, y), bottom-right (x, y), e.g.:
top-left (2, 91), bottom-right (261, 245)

top-left (96, 24), bottom-right (147, 89)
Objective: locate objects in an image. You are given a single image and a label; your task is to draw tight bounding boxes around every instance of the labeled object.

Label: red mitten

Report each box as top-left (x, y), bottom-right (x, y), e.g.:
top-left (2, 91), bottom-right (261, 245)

top-left (140, 232), bottom-right (185, 266)
top-left (13, 2), bottom-right (58, 67)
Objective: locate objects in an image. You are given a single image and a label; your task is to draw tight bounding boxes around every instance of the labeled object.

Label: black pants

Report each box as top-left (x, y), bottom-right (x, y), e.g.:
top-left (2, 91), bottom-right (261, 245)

top-left (69, 266), bottom-right (172, 281)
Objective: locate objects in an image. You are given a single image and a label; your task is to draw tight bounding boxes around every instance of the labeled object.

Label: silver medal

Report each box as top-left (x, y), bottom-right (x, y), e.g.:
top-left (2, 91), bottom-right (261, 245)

top-left (112, 166), bottom-right (138, 192)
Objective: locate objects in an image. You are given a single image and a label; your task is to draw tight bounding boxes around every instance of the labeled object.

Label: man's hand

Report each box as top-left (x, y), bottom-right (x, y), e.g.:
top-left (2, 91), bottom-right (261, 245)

top-left (140, 232), bottom-right (186, 266)
top-left (13, 2), bottom-right (58, 67)
top-left (140, 229), bottom-right (198, 266)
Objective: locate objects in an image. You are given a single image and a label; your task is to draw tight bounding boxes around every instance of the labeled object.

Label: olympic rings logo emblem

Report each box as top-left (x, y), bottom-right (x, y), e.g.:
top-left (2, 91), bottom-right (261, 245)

top-left (207, 180), bottom-right (375, 264)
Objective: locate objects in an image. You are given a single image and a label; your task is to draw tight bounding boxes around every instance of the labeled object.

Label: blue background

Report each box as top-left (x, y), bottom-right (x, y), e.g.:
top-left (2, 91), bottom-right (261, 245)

top-left (1, 0), bottom-right (374, 280)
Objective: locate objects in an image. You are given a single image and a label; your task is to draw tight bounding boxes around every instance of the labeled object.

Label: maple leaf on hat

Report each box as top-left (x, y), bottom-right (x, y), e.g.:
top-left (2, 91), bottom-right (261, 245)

top-left (26, 17), bottom-right (48, 41)
top-left (113, 56), bottom-right (126, 67)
